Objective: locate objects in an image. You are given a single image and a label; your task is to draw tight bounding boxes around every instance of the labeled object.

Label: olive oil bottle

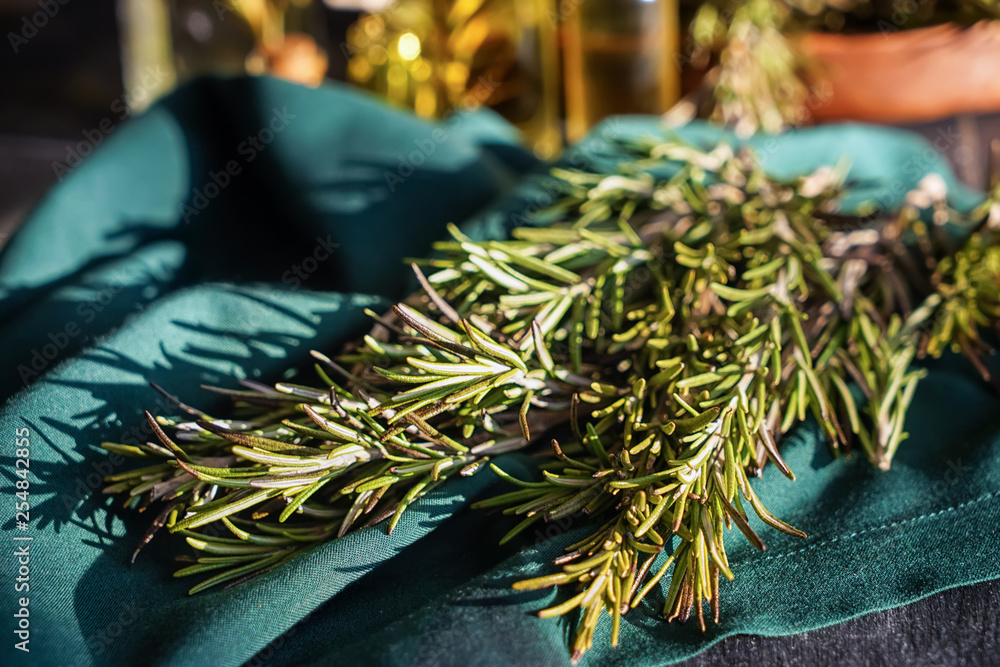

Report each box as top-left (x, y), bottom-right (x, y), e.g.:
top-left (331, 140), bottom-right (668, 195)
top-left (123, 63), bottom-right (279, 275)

top-left (562, 0), bottom-right (680, 142)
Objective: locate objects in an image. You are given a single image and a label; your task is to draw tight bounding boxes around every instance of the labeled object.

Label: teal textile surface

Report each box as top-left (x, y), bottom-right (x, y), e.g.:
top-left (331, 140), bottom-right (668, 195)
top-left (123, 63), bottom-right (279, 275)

top-left (0, 76), bottom-right (997, 667)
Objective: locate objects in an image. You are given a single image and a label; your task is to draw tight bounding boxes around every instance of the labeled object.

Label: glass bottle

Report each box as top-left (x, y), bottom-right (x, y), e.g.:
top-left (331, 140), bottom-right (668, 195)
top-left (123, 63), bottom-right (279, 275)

top-left (562, 0), bottom-right (680, 142)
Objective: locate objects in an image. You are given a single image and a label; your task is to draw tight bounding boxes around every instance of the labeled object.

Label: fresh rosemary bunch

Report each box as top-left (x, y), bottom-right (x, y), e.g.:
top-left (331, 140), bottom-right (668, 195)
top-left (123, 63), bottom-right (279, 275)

top-left (102, 135), bottom-right (1000, 661)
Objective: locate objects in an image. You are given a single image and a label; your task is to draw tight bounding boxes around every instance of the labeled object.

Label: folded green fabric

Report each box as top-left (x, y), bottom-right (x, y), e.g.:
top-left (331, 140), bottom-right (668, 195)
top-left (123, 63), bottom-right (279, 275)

top-left (1, 76), bottom-right (997, 667)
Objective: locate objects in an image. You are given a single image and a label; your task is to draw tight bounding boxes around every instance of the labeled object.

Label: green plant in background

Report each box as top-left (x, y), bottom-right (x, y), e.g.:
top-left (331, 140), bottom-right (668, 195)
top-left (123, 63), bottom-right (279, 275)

top-left (685, 0), bottom-right (1000, 134)
top-left (102, 136), bottom-right (1000, 661)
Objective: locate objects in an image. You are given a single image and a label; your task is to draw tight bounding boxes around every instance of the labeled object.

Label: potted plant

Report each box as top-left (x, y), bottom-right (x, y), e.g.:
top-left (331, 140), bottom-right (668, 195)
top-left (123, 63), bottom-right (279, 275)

top-left (680, 0), bottom-right (1000, 132)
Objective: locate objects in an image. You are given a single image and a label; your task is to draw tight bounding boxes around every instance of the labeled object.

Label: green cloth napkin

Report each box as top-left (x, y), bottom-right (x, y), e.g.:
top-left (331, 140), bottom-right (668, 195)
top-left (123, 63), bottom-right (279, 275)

top-left (1, 76), bottom-right (997, 667)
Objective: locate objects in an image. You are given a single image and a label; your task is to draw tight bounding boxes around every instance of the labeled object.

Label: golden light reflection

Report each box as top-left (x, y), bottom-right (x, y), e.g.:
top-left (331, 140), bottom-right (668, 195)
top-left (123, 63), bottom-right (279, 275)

top-left (415, 83), bottom-right (437, 117)
top-left (368, 44), bottom-right (388, 66)
top-left (411, 59), bottom-right (432, 82)
top-left (348, 56), bottom-right (373, 83)
top-left (398, 32), bottom-right (421, 61)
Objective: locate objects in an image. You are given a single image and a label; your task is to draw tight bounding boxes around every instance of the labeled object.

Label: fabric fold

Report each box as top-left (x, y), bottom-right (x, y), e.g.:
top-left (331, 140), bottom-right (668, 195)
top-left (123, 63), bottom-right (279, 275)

top-left (0, 75), bottom-right (997, 667)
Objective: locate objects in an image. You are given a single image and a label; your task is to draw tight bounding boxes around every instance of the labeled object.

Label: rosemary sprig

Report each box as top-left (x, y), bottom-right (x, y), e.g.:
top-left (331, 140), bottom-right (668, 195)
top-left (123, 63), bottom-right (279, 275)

top-left (103, 135), bottom-right (1000, 661)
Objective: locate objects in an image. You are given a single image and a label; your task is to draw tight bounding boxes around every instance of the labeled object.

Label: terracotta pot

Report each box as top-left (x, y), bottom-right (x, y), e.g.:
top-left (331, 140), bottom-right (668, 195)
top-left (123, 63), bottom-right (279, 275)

top-left (798, 21), bottom-right (1000, 123)
top-left (247, 33), bottom-right (329, 89)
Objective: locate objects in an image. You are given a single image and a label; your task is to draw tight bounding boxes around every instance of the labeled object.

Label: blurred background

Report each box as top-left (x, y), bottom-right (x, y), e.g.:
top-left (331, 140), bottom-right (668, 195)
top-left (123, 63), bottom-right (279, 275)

top-left (1, 0), bottom-right (999, 244)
